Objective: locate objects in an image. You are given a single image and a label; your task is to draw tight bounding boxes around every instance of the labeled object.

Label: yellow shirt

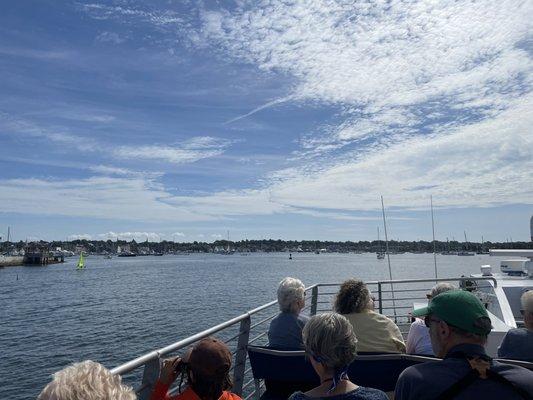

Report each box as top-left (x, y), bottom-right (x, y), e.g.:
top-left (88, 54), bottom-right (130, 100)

top-left (343, 310), bottom-right (406, 353)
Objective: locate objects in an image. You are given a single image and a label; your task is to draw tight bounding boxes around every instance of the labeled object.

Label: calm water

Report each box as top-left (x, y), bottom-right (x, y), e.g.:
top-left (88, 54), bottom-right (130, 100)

top-left (0, 252), bottom-right (502, 399)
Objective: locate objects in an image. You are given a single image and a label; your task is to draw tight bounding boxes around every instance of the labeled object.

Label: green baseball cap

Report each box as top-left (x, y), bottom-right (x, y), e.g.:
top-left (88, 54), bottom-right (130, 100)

top-left (412, 290), bottom-right (492, 336)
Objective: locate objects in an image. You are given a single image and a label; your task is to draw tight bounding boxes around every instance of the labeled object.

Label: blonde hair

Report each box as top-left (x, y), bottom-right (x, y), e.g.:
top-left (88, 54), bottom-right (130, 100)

top-left (303, 313), bottom-right (357, 370)
top-left (38, 360), bottom-right (136, 400)
top-left (277, 277), bottom-right (305, 312)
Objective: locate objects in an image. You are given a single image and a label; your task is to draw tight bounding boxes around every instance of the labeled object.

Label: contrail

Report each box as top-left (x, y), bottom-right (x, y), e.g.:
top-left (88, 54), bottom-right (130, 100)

top-left (224, 95), bottom-right (293, 124)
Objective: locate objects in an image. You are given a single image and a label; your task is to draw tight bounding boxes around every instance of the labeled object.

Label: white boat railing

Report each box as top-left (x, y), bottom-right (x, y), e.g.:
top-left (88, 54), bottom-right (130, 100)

top-left (110, 276), bottom-right (498, 399)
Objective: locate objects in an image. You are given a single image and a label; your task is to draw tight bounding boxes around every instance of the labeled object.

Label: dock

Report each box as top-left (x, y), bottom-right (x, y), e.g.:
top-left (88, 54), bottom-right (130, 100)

top-left (0, 255), bottom-right (24, 267)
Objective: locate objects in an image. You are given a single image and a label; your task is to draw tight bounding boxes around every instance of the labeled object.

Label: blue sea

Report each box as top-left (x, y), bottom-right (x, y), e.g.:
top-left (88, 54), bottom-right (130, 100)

top-left (0, 252), bottom-right (500, 399)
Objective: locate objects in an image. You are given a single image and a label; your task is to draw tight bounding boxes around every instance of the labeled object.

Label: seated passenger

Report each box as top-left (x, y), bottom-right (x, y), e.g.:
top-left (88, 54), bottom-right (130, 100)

top-left (334, 279), bottom-right (405, 353)
top-left (38, 360), bottom-right (136, 400)
top-left (289, 312), bottom-right (388, 400)
top-left (268, 277), bottom-right (309, 349)
top-left (150, 337), bottom-right (241, 400)
top-left (498, 290), bottom-right (533, 361)
top-left (395, 290), bottom-right (533, 400)
top-left (406, 282), bottom-right (456, 356)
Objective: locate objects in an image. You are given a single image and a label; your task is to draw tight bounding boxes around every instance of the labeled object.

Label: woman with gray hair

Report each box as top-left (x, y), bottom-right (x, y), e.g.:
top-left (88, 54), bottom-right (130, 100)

top-left (334, 279), bottom-right (405, 353)
top-left (406, 282), bottom-right (456, 355)
top-left (289, 313), bottom-right (387, 399)
top-left (268, 277), bottom-right (309, 349)
top-left (38, 360), bottom-right (136, 400)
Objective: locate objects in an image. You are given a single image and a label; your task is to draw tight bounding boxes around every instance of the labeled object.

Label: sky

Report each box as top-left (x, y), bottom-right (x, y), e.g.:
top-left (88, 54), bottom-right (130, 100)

top-left (0, 0), bottom-right (532, 243)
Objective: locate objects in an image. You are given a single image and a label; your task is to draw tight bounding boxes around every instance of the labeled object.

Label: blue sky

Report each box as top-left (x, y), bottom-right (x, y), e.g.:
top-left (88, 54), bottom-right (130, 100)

top-left (0, 0), bottom-right (532, 242)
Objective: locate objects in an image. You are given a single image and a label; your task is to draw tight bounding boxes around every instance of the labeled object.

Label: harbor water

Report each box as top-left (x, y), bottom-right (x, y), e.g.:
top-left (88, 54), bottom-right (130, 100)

top-left (0, 252), bottom-right (503, 399)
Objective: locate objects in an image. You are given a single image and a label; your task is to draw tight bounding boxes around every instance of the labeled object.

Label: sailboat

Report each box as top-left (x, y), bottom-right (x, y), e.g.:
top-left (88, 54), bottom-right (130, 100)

top-left (76, 252), bottom-right (85, 269)
top-left (457, 231), bottom-right (475, 256)
top-left (376, 227), bottom-right (385, 259)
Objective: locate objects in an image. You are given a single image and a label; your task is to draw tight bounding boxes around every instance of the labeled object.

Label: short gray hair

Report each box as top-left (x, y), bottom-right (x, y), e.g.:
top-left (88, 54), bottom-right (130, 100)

top-left (302, 313), bottom-right (357, 370)
top-left (38, 360), bottom-right (136, 400)
top-left (522, 290), bottom-right (533, 313)
top-left (429, 283), bottom-right (456, 298)
top-left (277, 277), bottom-right (305, 312)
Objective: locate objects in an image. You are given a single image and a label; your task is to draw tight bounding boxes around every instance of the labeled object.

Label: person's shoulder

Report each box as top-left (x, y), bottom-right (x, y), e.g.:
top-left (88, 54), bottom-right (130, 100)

top-left (224, 391), bottom-right (243, 400)
top-left (352, 386), bottom-right (388, 399)
top-left (398, 359), bottom-right (442, 381)
top-left (288, 391), bottom-right (306, 400)
top-left (492, 360), bottom-right (533, 376)
top-left (369, 310), bottom-right (396, 324)
top-left (506, 327), bottom-right (529, 337)
top-left (491, 361), bottom-right (533, 391)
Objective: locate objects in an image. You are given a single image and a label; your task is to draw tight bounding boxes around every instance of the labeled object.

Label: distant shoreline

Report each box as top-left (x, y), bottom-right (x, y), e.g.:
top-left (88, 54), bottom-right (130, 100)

top-left (2, 239), bottom-right (531, 257)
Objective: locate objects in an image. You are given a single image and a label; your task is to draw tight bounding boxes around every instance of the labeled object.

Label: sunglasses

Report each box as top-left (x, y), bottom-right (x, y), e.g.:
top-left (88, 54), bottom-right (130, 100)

top-left (424, 316), bottom-right (442, 328)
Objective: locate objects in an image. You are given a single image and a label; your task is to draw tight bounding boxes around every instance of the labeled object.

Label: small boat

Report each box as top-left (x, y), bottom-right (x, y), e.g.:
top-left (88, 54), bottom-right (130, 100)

top-left (117, 252), bottom-right (137, 257)
top-left (76, 252), bottom-right (85, 269)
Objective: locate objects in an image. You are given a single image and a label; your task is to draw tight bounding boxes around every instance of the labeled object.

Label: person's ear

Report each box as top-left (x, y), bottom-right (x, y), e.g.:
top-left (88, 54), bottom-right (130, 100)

top-left (438, 320), bottom-right (451, 338)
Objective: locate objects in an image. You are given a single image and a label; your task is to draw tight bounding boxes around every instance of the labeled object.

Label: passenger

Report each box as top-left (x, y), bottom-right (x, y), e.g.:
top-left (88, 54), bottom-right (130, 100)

top-left (150, 337), bottom-right (241, 400)
top-left (37, 360), bottom-right (136, 400)
top-left (289, 312), bottom-right (388, 400)
top-left (498, 290), bottom-right (533, 361)
top-left (268, 277), bottom-right (309, 349)
top-left (395, 290), bottom-right (533, 400)
top-left (334, 279), bottom-right (405, 353)
top-left (405, 282), bottom-right (456, 356)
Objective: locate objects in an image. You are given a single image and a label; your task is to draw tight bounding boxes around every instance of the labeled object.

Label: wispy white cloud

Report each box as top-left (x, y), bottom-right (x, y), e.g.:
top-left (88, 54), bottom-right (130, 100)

top-left (114, 136), bottom-right (233, 164)
top-left (79, 3), bottom-right (183, 26)
top-left (269, 95), bottom-right (533, 211)
top-left (195, 0), bottom-right (532, 209)
top-left (0, 46), bottom-right (71, 60)
top-left (95, 31), bottom-right (126, 44)
top-left (0, 175), bottom-right (286, 222)
top-left (225, 95), bottom-right (293, 124)
top-left (68, 233), bottom-right (92, 240)
top-left (0, 112), bottom-right (98, 151)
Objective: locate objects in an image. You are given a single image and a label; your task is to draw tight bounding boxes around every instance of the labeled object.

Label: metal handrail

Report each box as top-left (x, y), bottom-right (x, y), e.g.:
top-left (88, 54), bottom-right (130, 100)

top-left (110, 277), bottom-right (500, 398)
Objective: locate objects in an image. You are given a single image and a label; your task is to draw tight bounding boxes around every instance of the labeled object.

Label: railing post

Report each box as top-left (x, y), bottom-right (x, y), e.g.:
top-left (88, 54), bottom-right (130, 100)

top-left (138, 357), bottom-right (161, 400)
top-left (310, 286), bottom-right (318, 316)
top-left (377, 282), bottom-right (383, 314)
top-left (233, 316), bottom-right (251, 396)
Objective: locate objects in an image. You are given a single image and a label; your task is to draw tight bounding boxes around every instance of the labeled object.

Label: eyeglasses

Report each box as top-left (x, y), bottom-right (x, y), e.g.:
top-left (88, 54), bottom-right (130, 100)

top-left (424, 316), bottom-right (442, 328)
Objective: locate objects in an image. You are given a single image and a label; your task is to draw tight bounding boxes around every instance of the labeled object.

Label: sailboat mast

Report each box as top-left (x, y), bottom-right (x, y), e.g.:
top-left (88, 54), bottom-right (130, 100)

top-left (431, 195), bottom-right (438, 280)
top-left (380, 196), bottom-right (396, 317)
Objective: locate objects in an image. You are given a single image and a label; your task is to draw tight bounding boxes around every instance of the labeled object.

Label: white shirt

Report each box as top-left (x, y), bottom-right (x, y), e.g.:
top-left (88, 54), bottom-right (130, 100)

top-left (405, 318), bottom-right (434, 356)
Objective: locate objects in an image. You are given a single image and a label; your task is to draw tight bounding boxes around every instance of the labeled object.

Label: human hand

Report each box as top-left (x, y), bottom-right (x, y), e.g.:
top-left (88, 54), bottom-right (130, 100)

top-left (159, 356), bottom-right (183, 386)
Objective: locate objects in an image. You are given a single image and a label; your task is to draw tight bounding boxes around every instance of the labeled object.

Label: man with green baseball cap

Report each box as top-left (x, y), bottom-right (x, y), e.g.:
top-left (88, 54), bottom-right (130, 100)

top-left (395, 290), bottom-right (533, 400)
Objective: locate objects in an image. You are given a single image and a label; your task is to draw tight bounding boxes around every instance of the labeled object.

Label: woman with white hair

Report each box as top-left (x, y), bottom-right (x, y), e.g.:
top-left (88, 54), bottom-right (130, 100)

top-left (498, 290), bottom-right (533, 361)
top-left (268, 277), bottom-right (309, 349)
top-left (289, 313), bottom-right (387, 399)
top-left (406, 282), bottom-right (456, 355)
top-left (38, 360), bottom-right (136, 400)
